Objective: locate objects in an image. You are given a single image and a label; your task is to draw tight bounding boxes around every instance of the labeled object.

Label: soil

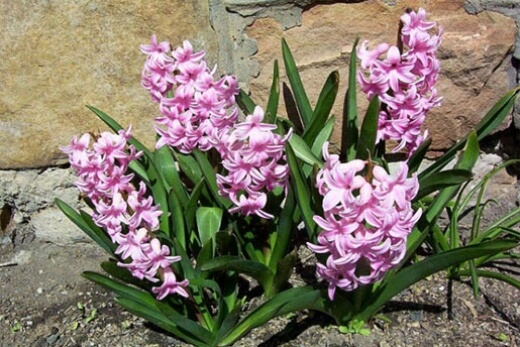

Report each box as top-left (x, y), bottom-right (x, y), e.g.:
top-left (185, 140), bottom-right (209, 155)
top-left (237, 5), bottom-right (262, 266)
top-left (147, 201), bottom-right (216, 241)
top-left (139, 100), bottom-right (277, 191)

top-left (1, 239), bottom-right (519, 347)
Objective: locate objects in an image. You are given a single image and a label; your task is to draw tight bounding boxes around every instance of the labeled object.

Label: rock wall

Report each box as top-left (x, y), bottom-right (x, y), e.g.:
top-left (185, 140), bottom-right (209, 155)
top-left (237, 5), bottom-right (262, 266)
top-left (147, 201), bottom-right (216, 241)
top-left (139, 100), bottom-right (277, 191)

top-left (247, 0), bottom-right (517, 152)
top-left (0, 0), bottom-right (216, 169)
top-left (1, 0), bottom-right (520, 245)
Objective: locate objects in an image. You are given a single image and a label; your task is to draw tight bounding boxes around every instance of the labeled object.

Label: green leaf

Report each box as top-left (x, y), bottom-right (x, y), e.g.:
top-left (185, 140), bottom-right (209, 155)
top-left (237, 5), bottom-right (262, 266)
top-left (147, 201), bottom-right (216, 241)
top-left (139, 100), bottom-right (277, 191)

top-left (83, 271), bottom-right (213, 345)
top-left (311, 116), bottom-right (335, 159)
top-left (199, 256), bottom-right (272, 287)
top-left (302, 71), bottom-right (339, 145)
top-left (116, 298), bottom-right (211, 347)
top-left (356, 95), bottom-right (379, 160)
top-left (270, 250), bottom-right (297, 296)
top-left (128, 160), bottom-right (150, 185)
top-left (197, 238), bottom-right (214, 267)
top-left (457, 269), bottom-right (520, 291)
top-left (237, 89), bottom-right (256, 115)
top-left (415, 169), bottom-right (472, 201)
top-left (268, 185), bottom-right (296, 272)
top-left (185, 179), bottom-right (205, 233)
top-left (218, 287), bottom-right (321, 346)
top-left (419, 87), bottom-right (520, 180)
top-left (196, 207), bottom-right (223, 246)
top-left (282, 38), bottom-right (312, 126)
top-left (288, 134), bottom-right (323, 168)
top-left (155, 146), bottom-right (188, 208)
top-left (286, 142), bottom-right (317, 240)
top-left (193, 149), bottom-right (232, 209)
top-left (407, 137), bottom-right (432, 174)
top-left (341, 37), bottom-right (359, 162)
top-left (174, 152), bottom-right (203, 185)
top-left (265, 60), bottom-right (280, 124)
top-left (168, 186), bottom-right (186, 247)
top-left (422, 132), bottom-right (479, 225)
top-left (154, 146), bottom-right (176, 188)
top-left (55, 199), bottom-right (116, 256)
top-left (354, 239), bottom-right (518, 322)
top-left (86, 105), bottom-right (152, 157)
top-left (101, 261), bottom-right (152, 291)
top-left (214, 304), bottom-right (242, 344)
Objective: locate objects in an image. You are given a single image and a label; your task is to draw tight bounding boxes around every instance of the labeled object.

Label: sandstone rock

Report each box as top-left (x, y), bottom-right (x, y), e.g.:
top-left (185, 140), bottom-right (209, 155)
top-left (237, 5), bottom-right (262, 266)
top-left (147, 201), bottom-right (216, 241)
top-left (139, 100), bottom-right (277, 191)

top-left (0, 0), bottom-right (216, 169)
top-left (247, 0), bottom-right (516, 152)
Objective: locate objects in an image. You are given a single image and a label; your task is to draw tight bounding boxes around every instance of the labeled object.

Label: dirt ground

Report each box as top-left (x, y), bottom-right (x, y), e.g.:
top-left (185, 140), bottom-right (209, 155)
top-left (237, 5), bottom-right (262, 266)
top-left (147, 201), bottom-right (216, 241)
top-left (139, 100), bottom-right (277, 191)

top-left (1, 239), bottom-right (519, 347)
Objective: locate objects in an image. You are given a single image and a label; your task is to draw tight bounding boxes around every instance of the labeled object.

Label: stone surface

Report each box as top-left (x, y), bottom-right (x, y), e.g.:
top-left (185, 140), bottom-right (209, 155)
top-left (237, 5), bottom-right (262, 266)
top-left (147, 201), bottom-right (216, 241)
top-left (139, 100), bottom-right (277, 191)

top-left (0, 0), bottom-right (216, 169)
top-left (0, 168), bottom-right (86, 245)
top-left (247, 0), bottom-right (517, 152)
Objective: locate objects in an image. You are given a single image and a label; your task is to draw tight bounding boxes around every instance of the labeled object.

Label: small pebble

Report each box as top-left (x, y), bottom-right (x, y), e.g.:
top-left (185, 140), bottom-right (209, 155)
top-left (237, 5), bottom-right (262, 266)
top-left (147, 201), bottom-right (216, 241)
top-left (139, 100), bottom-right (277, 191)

top-left (36, 287), bottom-right (43, 294)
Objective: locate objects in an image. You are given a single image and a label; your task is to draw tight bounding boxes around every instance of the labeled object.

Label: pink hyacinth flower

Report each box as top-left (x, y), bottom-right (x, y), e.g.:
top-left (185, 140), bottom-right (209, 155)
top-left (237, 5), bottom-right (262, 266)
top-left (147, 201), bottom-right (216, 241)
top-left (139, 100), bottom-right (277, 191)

top-left (357, 7), bottom-right (442, 157)
top-left (308, 143), bottom-right (421, 300)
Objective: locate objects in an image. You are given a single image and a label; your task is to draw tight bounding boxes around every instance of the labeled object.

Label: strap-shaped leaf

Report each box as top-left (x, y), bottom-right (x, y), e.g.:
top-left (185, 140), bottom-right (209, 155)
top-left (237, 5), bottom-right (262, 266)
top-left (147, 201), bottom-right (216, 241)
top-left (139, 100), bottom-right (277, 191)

top-left (415, 169), bottom-right (472, 200)
top-left (101, 260), bottom-right (153, 291)
top-left (83, 271), bottom-right (214, 344)
top-left (265, 60), bottom-right (280, 124)
top-left (193, 149), bottom-right (232, 209)
top-left (218, 286), bottom-right (321, 346)
top-left (185, 179), bottom-right (205, 233)
top-left (311, 116), bottom-right (335, 159)
top-left (168, 187), bottom-right (186, 247)
top-left (286, 142), bottom-right (317, 240)
top-left (199, 255), bottom-right (272, 288)
top-left (128, 160), bottom-right (150, 185)
top-left (270, 250), bottom-right (297, 296)
top-left (215, 304), bottom-right (242, 344)
top-left (268, 184), bottom-right (296, 272)
top-left (55, 199), bottom-right (116, 256)
top-left (341, 37), bottom-right (360, 162)
top-left (422, 131), bottom-right (479, 225)
top-left (407, 137), bottom-right (432, 174)
top-left (237, 89), bottom-right (256, 115)
top-left (457, 269), bottom-right (520, 291)
top-left (116, 297), bottom-right (210, 347)
top-left (282, 38), bottom-right (312, 126)
top-left (288, 134), bottom-right (323, 168)
top-left (155, 146), bottom-right (188, 208)
top-left (356, 95), bottom-right (379, 160)
top-left (302, 71), bottom-right (339, 145)
top-left (174, 152), bottom-right (203, 185)
top-left (86, 105), bottom-right (152, 158)
top-left (354, 239), bottom-right (518, 322)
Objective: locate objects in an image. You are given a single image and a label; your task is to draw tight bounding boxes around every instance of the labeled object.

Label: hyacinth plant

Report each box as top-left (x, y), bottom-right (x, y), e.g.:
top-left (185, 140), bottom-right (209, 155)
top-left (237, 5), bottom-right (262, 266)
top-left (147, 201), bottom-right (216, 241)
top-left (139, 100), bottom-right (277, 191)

top-left (56, 8), bottom-right (520, 346)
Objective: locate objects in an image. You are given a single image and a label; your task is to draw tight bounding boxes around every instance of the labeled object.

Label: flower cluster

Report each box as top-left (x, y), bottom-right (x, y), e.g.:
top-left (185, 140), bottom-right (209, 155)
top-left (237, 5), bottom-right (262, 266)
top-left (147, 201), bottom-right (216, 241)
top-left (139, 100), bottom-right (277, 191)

top-left (214, 106), bottom-right (292, 219)
top-left (141, 36), bottom-right (239, 153)
top-left (308, 143), bottom-right (421, 300)
top-left (357, 7), bottom-right (442, 157)
top-left (61, 129), bottom-right (189, 300)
